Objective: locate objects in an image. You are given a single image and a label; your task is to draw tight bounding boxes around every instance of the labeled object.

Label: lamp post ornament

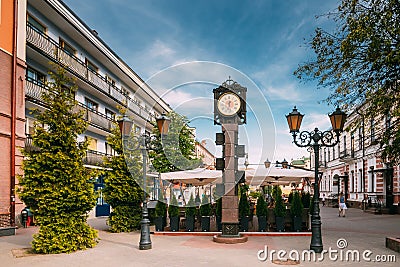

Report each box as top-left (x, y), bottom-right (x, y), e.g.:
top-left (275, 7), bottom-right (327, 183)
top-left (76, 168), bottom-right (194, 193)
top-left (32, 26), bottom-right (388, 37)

top-left (118, 112), bottom-right (170, 250)
top-left (286, 106), bottom-right (347, 253)
top-left (213, 78), bottom-right (247, 237)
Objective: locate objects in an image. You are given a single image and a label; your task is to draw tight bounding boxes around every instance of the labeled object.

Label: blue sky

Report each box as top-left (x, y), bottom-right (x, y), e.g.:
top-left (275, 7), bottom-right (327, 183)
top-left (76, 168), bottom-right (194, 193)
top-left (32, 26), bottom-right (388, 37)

top-left (64, 0), bottom-right (340, 166)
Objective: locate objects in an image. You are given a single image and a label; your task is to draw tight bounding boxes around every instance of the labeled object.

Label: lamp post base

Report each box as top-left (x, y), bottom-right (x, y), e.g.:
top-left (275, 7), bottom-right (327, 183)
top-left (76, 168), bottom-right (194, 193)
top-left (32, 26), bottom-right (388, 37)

top-left (139, 220), bottom-right (152, 250)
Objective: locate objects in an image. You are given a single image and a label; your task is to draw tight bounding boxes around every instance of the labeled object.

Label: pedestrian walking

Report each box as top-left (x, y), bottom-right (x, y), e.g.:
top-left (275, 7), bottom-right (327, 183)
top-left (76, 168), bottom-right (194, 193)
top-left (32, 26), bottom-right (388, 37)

top-left (322, 194), bottom-right (326, 206)
top-left (338, 192), bottom-right (347, 217)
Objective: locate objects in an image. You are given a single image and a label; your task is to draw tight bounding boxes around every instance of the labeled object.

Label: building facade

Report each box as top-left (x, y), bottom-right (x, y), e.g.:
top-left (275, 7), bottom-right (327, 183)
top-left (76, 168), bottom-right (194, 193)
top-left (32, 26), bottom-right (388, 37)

top-left (195, 140), bottom-right (216, 169)
top-left (1, 0), bottom-right (171, 229)
top-left (316, 108), bottom-right (399, 213)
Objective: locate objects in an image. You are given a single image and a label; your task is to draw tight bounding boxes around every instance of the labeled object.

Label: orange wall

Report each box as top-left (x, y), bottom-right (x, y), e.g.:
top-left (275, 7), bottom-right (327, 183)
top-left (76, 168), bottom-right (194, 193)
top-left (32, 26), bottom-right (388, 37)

top-left (0, 0), bottom-right (14, 54)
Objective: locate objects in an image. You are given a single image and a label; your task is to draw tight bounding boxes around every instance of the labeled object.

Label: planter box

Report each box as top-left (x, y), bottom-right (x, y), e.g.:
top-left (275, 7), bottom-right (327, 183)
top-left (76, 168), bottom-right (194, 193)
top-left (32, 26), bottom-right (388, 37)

top-left (201, 216), bottom-right (210, 232)
top-left (170, 216), bottom-right (179, 232)
top-left (154, 216), bottom-right (164, 231)
top-left (186, 215), bottom-right (195, 232)
top-left (216, 216), bottom-right (222, 231)
top-left (293, 216), bottom-right (302, 232)
top-left (257, 215), bottom-right (267, 232)
top-left (275, 216), bottom-right (285, 232)
top-left (240, 216), bottom-right (249, 232)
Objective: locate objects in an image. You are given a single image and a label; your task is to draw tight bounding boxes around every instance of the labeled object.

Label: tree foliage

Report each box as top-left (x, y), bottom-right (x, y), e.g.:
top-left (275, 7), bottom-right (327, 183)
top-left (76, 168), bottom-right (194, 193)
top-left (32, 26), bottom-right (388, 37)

top-left (103, 116), bottom-right (143, 232)
top-left (18, 64), bottom-right (97, 253)
top-left (149, 111), bottom-right (202, 173)
top-left (295, 0), bottom-right (400, 163)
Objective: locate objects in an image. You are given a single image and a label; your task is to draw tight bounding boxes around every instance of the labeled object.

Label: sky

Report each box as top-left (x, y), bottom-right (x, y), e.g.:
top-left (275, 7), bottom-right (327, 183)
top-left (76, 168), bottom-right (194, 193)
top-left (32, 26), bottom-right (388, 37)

top-left (64, 0), bottom-right (341, 167)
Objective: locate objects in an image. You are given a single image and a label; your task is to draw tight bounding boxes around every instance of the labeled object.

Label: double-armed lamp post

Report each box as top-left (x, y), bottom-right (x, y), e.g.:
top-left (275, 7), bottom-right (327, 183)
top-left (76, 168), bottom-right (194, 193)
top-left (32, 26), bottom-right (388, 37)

top-left (118, 113), bottom-right (171, 250)
top-left (285, 106), bottom-right (347, 253)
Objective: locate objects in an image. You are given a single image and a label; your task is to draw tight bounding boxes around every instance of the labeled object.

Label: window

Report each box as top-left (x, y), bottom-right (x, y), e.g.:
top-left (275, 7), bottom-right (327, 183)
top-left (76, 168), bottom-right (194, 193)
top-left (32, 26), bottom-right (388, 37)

top-left (59, 38), bottom-right (76, 56)
top-left (85, 58), bottom-right (98, 73)
top-left (343, 135), bottom-right (347, 156)
top-left (85, 136), bottom-right (97, 151)
top-left (105, 109), bottom-right (115, 120)
top-left (106, 75), bottom-right (116, 86)
top-left (370, 119), bottom-right (376, 143)
top-left (385, 113), bottom-right (391, 132)
top-left (358, 126), bottom-right (363, 150)
top-left (351, 132), bottom-right (355, 157)
top-left (333, 146), bottom-right (335, 160)
top-left (134, 125), bottom-right (141, 135)
top-left (85, 98), bottom-right (98, 111)
top-left (26, 67), bottom-right (46, 85)
top-left (27, 14), bottom-right (46, 33)
top-left (105, 142), bottom-right (115, 156)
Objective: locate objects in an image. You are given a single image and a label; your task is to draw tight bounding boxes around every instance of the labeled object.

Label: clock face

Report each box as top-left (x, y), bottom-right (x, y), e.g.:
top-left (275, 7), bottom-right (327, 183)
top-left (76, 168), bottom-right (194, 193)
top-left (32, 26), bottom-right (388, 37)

top-left (217, 93), bottom-right (241, 116)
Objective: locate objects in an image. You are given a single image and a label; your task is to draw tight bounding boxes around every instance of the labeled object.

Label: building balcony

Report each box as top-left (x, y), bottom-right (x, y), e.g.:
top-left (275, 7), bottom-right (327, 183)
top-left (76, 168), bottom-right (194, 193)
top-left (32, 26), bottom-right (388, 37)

top-left (24, 135), bottom-right (112, 167)
top-left (26, 23), bottom-right (154, 122)
top-left (339, 150), bottom-right (356, 162)
top-left (25, 78), bottom-right (114, 132)
top-left (83, 150), bottom-right (112, 167)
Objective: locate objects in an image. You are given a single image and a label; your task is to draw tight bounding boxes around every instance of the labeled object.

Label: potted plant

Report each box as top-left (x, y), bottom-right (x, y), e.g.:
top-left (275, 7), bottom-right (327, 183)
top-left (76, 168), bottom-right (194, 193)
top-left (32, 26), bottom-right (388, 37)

top-left (199, 194), bottom-right (211, 231)
top-left (273, 186), bottom-right (286, 232)
top-left (154, 200), bottom-right (166, 231)
top-left (290, 191), bottom-right (304, 232)
top-left (256, 195), bottom-right (268, 232)
top-left (168, 194), bottom-right (180, 231)
top-left (185, 194), bottom-right (196, 231)
top-left (239, 187), bottom-right (250, 232)
top-left (215, 198), bottom-right (222, 231)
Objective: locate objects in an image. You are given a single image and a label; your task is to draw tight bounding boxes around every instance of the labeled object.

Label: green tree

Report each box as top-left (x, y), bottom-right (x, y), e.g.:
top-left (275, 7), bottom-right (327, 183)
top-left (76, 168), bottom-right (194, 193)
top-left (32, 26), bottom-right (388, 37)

top-left (295, 0), bottom-right (400, 163)
top-left (149, 111), bottom-right (202, 172)
top-left (18, 64), bottom-right (97, 254)
top-left (102, 115), bottom-right (143, 232)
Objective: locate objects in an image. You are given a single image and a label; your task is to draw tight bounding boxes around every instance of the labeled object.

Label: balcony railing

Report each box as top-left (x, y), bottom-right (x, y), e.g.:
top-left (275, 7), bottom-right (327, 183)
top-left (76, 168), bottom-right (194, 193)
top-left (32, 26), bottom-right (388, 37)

top-left (25, 136), bottom-right (112, 167)
top-left (26, 23), bottom-right (155, 121)
top-left (83, 150), bottom-right (112, 167)
top-left (26, 78), bottom-right (114, 132)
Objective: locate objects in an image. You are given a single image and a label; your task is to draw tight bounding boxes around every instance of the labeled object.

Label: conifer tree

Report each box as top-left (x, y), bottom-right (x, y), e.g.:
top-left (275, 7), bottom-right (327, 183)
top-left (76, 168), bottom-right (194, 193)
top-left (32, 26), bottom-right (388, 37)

top-left (103, 113), bottom-right (143, 232)
top-left (18, 64), bottom-right (97, 254)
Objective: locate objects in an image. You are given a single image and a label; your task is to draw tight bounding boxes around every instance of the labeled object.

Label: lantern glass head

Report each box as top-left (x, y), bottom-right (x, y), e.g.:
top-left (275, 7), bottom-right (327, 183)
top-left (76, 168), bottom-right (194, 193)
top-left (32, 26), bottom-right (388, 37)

top-left (264, 159), bottom-right (271, 168)
top-left (118, 115), bottom-right (133, 138)
top-left (286, 106), bottom-right (304, 133)
top-left (156, 112), bottom-right (171, 135)
top-left (281, 159), bottom-right (288, 169)
top-left (329, 107), bottom-right (347, 132)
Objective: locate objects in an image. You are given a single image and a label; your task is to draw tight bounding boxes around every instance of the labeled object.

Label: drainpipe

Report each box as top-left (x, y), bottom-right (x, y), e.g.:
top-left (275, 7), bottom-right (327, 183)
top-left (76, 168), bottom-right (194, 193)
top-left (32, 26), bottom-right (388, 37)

top-left (10, 0), bottom-right (19, 227)
top-left (356, 108), bottom-right (365, 199)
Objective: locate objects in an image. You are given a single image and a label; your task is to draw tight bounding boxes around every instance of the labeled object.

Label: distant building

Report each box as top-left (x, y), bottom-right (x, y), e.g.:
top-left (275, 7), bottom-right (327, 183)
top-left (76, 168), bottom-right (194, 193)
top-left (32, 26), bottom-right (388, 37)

top-left (195, 140), bottom-right (216, 169)
top-left (313, 107), bottom-right (399, 213)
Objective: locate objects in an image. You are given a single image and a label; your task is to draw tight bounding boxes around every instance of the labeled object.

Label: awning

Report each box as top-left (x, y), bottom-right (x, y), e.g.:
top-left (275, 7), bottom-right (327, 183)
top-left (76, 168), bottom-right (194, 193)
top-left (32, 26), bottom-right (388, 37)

top-left (160, 168), bottom-right (222, 186)
top-left (246, 167), bottom-right (314, 187)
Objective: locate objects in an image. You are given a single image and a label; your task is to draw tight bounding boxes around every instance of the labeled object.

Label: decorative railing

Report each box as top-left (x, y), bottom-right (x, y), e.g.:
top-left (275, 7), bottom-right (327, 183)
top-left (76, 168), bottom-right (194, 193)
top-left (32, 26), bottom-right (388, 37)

top-left (26, 23), bottom-right (155, 121)
top-left (25, 136), bottom-right (113, 167)
top-left (25, 79), bottom-right (114, 132)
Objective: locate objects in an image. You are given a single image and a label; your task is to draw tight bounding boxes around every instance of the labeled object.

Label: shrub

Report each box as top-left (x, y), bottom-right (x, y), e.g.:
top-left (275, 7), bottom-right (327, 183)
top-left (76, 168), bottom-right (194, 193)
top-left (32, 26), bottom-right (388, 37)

top-left (216, 197), bottom-right (222, 217)
top-left (155, 201), bottom-right (167, 217)
top-left (185, 194), bottom-right (197, 217)
top-left (302, 192), bottom-right (311, 208)
top-left (168, 194), bottom-right (179, 218)
top-left (290, 191), bottom-right (304, 217)
top-left (199, 194), bottom-right (211, 216)
top-left (274, 194), bottom-right (286, 217)
top-left (256, 195), bottom-right (267, 217)
top-left (239, 187), bottom-right (250, 218)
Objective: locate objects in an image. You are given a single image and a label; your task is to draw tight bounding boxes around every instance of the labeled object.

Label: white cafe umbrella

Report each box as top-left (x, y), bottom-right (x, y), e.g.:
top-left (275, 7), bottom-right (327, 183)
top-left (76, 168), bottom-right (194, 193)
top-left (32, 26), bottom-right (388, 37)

top-left (245, 167), bottom-right (314, 187)
top-left (160, 168), bottom-right (222, 186)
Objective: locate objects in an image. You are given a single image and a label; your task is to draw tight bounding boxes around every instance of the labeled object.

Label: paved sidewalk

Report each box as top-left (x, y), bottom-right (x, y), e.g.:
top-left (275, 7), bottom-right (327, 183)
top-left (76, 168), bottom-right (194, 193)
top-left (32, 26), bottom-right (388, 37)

top-left (0, 206), bottom-right (399, 267)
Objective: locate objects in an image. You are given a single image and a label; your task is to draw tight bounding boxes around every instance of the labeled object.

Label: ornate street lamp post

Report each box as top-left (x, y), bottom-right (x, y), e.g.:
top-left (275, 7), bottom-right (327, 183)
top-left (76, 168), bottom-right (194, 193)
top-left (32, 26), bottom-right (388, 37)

top-left (118, 113), bottom-right (170, 250)
top-left (285, 106), bottom-right (346, 253)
